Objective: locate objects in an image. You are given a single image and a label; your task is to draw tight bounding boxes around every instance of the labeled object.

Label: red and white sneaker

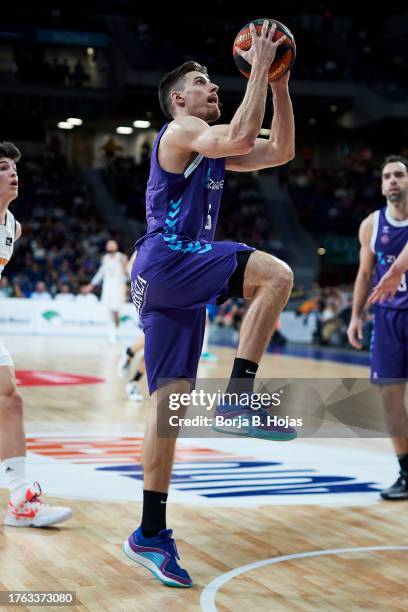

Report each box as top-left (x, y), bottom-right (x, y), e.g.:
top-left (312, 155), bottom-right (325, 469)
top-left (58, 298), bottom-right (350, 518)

top-left (4, 482), bottom-right (72, 527)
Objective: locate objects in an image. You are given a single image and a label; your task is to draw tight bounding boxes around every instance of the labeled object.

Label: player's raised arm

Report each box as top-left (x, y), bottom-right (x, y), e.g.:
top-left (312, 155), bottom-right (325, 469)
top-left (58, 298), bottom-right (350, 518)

top-left (164, 21), bottom-right (286, 159)
top-left (347, 214), bottom-right (376, 349)
top-left (226, 71), bottom-right (295, 171)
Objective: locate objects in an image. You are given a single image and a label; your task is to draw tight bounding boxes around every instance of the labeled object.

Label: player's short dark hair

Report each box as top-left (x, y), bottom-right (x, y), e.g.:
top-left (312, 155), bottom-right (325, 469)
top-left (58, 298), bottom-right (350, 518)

top-left (158, 61), bottom-right (209, 120)
top-left (381, 154), bottom-right (408, 174)
top-left (0, 141), bottom-right (21, 162)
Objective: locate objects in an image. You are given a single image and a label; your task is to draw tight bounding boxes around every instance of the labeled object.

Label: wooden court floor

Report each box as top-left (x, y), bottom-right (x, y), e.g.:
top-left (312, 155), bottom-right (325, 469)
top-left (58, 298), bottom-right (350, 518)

top-left (0, 336), bottom-right (407, 611)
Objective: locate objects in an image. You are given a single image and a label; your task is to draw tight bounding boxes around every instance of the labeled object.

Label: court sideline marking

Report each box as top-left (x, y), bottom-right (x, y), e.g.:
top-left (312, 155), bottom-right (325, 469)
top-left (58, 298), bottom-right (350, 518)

top-left (200, 545), bottom-right (408, 611)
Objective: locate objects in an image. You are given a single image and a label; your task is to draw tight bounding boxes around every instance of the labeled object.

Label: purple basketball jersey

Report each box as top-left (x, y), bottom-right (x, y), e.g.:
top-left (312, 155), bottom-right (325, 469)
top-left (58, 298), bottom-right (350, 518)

top-left (371, 206), bottom-right (408, 310)
top-left (130, 122), bottom-right (254, 394)
top-left (136, 123), bottom-right (225, 250)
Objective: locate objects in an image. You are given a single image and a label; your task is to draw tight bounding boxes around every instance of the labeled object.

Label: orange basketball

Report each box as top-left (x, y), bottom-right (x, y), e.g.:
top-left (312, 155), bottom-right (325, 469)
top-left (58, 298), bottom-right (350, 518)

top-left (233, 18), bottom-right (296, 82)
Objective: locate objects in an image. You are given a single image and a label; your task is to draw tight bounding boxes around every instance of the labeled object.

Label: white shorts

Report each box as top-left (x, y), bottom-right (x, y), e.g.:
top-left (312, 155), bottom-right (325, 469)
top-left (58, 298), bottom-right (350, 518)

top-left (101, 284), bottom-right (126, 312)
top-left (0, 339), bottom-right (14, 368)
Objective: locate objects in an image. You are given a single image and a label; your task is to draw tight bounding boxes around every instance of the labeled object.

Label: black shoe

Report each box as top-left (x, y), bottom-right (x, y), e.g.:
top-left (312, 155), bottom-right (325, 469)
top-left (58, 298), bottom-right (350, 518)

top-left (380, 471), bottom-right (408, 500)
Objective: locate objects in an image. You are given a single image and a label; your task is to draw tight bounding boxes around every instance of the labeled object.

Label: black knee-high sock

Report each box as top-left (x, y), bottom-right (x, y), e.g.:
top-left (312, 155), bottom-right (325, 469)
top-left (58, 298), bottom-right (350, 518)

top-left (141, 490), bottom-right (168, 537)
top-left (225, 357), bottom-right (258, 396)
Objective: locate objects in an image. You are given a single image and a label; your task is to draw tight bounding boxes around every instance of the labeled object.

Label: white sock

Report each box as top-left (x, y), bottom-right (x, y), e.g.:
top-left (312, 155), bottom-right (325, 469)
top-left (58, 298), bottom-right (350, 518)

top-left (1, 456), bottom-right (30, 505)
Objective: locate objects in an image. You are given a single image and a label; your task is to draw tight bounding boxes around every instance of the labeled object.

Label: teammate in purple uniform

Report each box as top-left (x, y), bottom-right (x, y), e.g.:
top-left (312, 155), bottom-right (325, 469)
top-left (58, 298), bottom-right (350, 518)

top-left (123, 22), bottom-right (295, 586)
top-left (348, 155), bottom-right (408, 500)
top-left (369, 241), bottom-right (408, 304)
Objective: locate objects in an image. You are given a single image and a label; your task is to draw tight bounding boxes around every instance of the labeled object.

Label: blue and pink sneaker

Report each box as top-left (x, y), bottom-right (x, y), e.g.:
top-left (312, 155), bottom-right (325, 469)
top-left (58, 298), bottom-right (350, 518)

top-left (213, 402), bottom-right (297, 441)
top-left (123, 527), bottom-right (192, 587)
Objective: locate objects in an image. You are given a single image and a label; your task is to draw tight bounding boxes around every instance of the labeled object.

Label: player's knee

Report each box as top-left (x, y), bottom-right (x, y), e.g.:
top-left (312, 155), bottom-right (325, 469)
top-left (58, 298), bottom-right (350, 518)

top-left (278, 262), bottom-right (294, 293)
top-left (0, 388), bottom-right (23, 417)
top-left (265, 259), bottom-right (293, 296)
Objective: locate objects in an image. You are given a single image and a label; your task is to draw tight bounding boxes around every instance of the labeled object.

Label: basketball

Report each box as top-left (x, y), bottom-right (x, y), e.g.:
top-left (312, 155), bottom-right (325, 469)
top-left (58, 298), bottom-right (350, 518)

top-left (233, 18), bottom-right (296, 82)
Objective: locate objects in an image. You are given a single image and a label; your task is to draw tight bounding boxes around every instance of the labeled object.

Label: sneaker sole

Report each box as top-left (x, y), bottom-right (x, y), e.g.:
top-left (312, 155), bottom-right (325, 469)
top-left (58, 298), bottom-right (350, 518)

top-left (380, 493), bottom-right (408, 501)
top-left (122, 540), bottom-right (192, 588)
top-left (4, 509), bottom-right (73, 528)
top-left (213, 424), bottom-right (297, 442)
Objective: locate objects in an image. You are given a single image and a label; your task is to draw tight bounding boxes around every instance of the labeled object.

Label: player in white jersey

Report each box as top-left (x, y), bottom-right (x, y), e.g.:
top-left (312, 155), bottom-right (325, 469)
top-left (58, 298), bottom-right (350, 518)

top-left (85, 240), bottom-right (128, 343)
top-left (0, 141), bottom-right (72, 526)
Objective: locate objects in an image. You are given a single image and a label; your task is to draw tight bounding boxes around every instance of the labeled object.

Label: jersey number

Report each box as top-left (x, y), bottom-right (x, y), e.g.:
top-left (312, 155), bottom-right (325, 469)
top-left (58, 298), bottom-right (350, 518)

top-left (205, 204), bottom-right (212, 230)
top-left (399, 273), bottom-right (407, 292)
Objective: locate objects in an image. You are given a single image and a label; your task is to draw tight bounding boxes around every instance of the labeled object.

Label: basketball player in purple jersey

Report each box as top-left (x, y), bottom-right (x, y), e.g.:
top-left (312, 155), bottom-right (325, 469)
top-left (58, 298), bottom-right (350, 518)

top-left (369, 241), bottom-right (408, 304)
top-left (348, 155), bottom-right (408, 500)
top-left (124, 22), bottom-right (295, 586)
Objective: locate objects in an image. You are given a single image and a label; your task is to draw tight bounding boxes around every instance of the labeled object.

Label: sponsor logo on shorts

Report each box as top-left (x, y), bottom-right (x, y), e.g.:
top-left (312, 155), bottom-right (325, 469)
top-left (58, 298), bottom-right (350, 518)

top-left (131, 275), bottom-right (148, 314)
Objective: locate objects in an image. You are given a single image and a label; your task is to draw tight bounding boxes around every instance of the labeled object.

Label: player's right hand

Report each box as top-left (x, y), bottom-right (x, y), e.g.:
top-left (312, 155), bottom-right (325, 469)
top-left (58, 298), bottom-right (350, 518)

top-left (235, 20), bottom-right (286, 70)
top-left (347, 316), bottom-right (364, 350)
top-left (368, 267), bottom-right (402, 304)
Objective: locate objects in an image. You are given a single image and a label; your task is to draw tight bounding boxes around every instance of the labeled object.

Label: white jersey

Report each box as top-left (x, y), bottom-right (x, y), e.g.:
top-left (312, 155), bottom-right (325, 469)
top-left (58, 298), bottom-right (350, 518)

top-left (92, 252), bottom-right (127, 287)
top-left (0, 210), bottom-right (16, 367)
top-left (92, 252), bottom-right (127, 311)
top-left (0, 210), bottom-right (16, 279)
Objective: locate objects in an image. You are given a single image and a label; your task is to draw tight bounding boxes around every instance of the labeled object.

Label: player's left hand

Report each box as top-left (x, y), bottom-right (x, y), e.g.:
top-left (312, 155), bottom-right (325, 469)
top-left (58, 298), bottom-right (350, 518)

top-left (368, 267), bottom-right (402, 304)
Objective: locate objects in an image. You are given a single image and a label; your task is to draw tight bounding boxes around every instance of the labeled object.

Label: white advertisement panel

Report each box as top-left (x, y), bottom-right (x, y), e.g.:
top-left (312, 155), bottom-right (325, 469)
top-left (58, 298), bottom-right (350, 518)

top-left (0, 298), bottom-right (140, 338)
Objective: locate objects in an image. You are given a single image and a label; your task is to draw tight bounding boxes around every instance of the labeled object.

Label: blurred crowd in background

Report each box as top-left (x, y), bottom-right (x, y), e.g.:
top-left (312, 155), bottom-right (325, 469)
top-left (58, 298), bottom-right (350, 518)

top-left (0, 145), bottom-right (377, 351)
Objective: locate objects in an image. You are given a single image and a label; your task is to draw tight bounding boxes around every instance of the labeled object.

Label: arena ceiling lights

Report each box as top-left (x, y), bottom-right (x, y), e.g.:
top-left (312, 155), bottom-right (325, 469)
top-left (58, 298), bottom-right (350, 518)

top-left (133, 120), bottom-right (151, 129)
top-left (57, 121), bottom-right (74, 130)
top-left (67, 118), bottom-right (83, 126)
top-left (116, 126), bottom-right (133, 135)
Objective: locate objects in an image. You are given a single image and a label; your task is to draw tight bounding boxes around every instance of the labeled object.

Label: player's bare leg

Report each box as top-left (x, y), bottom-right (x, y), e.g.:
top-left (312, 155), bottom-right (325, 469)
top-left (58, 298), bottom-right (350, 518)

top-left (0, 367), bottom-right (25, 459)
top-left (239, 251), bottom-right (293, 362)
top-left (126, 356), bottom-right (146, 401)
top-left (214, 251), bottom-right (295, 441)
top-left (130, 336), bottom-right (145, 355)
top-left (118, 335), bottom-right (145, 380)
top-left (142, 380), bottom-right (189, 491)
top-left (123, 380), bottom-right (192, 586)
top-left (0, 366), bottom-right (72, 526)
top-left (380, 383), bottom-right (408, 452)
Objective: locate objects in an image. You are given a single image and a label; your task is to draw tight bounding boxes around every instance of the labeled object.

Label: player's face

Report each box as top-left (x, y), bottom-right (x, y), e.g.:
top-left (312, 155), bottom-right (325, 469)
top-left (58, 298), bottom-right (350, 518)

top-left (381, 162), bottom-right (408, 203)
top-left (177, 71), bottom-right (220, 122)
top-left (0, 157), bottom-right (18, 204)
top-left (106, 240), bottom-right (118, 253)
